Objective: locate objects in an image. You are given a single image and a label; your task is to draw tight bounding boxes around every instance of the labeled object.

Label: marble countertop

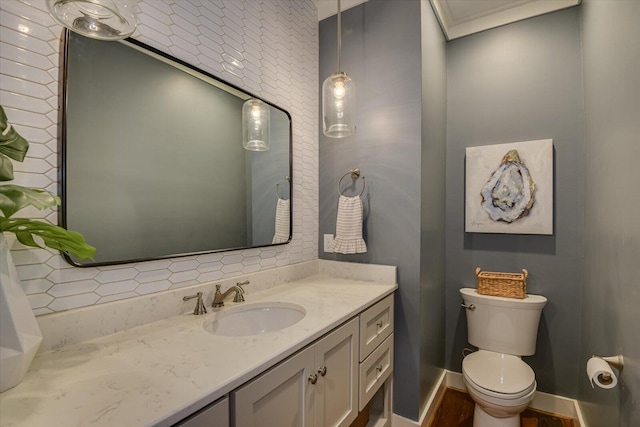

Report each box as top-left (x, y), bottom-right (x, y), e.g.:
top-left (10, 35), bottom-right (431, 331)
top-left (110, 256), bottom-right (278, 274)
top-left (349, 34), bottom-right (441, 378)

top-left (0, 275), bottom-right (396, 427)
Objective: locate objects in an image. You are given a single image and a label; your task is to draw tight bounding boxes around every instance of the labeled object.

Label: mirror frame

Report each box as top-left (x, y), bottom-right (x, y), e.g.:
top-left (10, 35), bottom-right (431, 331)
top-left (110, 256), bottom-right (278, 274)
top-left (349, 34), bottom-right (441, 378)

top-left (59, 29), bottom-right (293, 267)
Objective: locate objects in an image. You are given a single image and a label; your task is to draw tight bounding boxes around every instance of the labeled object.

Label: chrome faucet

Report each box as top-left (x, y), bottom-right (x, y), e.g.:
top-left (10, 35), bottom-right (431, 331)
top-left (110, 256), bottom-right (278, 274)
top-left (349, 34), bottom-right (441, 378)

top-left (183, 292), bottom-right (207, 315)
top-left (212, 281), bottom-right (249, 308)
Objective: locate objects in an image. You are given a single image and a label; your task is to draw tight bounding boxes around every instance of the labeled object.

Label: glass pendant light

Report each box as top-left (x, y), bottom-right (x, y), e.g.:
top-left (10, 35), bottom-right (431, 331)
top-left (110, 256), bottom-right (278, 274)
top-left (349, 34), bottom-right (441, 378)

top-left (47, 0), bottom-right (138, 41)
top-left (243, 99), bottom-right (270, 151)
top-left (322, 0), bottom-right (355, 138)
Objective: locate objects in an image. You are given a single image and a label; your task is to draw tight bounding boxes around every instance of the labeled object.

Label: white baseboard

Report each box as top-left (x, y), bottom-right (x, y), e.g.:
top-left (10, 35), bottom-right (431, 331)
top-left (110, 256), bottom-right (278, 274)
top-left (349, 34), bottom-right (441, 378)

top-left (391, 369), bottom-right (448, 427)
top-left (575, 401), bottom-right (588, 427)
top-left (391, 369), bottom-right (447, 427)
top-left (391, 370), bottom-right (586, 427)
top-left (444, 369), bottom-right (465, 390)
top-left (531, 388), bottom-right (581, 420)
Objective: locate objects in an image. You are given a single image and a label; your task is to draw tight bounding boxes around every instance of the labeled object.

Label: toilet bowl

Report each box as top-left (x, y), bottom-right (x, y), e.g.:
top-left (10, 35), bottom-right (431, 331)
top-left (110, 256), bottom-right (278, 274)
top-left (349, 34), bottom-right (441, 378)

top-left (462, 350), bottom-right (536, 427)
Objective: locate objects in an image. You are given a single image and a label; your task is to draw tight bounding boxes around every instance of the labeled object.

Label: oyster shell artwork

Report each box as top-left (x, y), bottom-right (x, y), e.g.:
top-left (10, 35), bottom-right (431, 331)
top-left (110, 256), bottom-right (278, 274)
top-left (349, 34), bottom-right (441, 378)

top-left (481, 149), bottom-right (535, 223)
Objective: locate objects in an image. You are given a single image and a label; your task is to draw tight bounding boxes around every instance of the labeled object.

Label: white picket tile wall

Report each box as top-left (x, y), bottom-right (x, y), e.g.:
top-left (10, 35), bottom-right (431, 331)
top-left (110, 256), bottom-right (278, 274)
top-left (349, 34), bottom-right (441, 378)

top-left (0, 0), bottom-right (319, 314)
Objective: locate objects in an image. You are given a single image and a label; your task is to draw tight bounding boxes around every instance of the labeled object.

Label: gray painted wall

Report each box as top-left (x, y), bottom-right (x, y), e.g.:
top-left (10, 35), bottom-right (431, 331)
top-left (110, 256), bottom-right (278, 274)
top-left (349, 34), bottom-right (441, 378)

top-left (419, 0), bottom-right (447, 414)
top-left (445, 8), bottom-right (586, 397)
top-left (578, 1), bottom-right (640, 425)
top-left (319, 0), bottom-right (446, 420)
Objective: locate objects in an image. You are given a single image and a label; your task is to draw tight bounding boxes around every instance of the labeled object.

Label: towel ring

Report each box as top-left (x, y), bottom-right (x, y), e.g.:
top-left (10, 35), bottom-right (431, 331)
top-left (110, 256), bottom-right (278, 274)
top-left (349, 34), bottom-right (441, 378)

top-left (338, 169), bottom-right (366, 197)
top-left (276, 176), bottom-right (291, 199)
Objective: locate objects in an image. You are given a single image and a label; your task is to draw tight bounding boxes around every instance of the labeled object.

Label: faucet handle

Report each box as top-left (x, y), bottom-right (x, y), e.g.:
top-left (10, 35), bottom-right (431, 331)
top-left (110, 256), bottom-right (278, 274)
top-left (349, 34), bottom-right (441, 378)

top-left (215, 284), bottom-right (222, 293)
top-left (236, 280), bottom-right (249, 292)
top-left (233, 281), bottom-right (249, 302)
top-left (183, 292), bottom-right (207, 315)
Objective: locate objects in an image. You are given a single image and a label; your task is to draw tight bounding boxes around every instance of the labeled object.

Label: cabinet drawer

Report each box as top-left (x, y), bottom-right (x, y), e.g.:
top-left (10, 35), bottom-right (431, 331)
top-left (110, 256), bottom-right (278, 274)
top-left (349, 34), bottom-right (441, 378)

top-left (358, 334), bottom-right (393, 411)
top-left (359, 294), bottom-right (394, 361)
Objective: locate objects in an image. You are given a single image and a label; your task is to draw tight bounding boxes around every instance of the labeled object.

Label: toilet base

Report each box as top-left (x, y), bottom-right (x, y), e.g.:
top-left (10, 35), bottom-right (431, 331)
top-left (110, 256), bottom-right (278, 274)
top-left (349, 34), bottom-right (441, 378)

top-left (474, 405), bottom-right (519, 427)
top-left (463, 371), bottom-right (535, 427)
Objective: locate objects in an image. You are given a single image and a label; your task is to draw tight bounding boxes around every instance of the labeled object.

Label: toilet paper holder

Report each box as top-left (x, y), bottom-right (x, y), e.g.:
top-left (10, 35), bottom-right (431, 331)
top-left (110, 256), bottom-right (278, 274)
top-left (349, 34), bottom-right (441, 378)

top-left (593, 354), bottom-right (624, 383)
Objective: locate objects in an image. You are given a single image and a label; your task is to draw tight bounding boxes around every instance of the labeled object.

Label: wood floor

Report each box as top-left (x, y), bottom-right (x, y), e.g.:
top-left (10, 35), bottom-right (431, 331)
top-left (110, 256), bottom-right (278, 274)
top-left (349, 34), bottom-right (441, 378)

top-left (427, 388), bottom-right (576, 427)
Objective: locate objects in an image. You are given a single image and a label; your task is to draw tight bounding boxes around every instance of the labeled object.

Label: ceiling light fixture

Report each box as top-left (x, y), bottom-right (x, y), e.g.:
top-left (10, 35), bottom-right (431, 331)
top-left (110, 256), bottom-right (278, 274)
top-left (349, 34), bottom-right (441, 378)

top-left (47, 0), bottom-right (138, 41)
top-left (322, 0), bottom-right (356, 138)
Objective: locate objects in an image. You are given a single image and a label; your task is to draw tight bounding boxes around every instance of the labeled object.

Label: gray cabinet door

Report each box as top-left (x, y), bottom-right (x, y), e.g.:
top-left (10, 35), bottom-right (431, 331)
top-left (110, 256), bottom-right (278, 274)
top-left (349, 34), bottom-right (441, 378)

top-left (233, 346), bottom-right (315, 427)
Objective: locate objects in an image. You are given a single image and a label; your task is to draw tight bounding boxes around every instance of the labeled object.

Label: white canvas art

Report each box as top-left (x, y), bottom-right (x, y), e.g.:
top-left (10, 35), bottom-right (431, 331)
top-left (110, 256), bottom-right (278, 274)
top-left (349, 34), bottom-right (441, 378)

top-left (465, 139), bottom-right (553, 234)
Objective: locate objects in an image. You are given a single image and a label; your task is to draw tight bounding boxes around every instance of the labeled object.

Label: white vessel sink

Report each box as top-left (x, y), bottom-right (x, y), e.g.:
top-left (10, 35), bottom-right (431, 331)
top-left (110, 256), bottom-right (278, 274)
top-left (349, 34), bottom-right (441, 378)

top-left (204, 302), bottom-right (306, 337)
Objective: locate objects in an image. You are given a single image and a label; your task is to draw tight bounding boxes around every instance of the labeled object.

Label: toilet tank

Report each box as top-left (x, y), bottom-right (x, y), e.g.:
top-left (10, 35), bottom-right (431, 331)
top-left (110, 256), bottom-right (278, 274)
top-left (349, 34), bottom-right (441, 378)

top-left (460, 288), bottom-right (547, 356)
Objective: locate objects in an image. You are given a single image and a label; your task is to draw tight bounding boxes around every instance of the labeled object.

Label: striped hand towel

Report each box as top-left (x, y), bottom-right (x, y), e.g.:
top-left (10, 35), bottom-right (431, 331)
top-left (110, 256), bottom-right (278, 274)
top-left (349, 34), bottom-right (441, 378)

top-left (272, 198), bottom-right (290, 244)
top-left (332, 195), bottom-right (367, 254)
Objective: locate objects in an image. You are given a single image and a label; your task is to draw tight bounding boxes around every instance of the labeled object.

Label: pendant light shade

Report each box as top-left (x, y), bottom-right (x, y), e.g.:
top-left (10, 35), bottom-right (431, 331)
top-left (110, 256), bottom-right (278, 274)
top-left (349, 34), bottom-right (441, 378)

top-left (323, 71), bottom-right (355, 138)
top-left (322, 0), bottom-right (355, 138)
top-left (242, 99), bottom-right (270, 151)
top-left (47, 0), bottom-right (138, 41)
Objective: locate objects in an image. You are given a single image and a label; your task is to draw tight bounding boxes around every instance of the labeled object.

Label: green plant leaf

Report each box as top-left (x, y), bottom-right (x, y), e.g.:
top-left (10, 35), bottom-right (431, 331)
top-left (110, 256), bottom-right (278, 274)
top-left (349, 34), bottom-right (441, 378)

top-left (0, 106), bottom-right (94, 260)
top-left (0, 218), bottom-right (96, 260)
top-left (0, 106), bottom-right (29, 163)
top-left (0, 153), bottom-right (14, 181)
top-left (0, 185), bottom-right (60, 218)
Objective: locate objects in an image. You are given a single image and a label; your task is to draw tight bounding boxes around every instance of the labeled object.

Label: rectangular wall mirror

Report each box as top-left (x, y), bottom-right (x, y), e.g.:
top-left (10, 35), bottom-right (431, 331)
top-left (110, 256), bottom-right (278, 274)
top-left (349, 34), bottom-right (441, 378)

top-left (61, 31), bottom-right (292, 267)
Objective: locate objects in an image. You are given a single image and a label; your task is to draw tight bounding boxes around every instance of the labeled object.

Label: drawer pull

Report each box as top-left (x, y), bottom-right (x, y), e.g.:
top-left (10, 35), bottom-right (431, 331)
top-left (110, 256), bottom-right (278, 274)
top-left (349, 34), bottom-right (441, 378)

top-left (376, 364), bottom-right (383, 373)
top-left (318, 366), bottom-right (327, 376)
top-left (308, 373), bottom-right (318, 384)
top-left (376, 320), bottom-right (384, 328)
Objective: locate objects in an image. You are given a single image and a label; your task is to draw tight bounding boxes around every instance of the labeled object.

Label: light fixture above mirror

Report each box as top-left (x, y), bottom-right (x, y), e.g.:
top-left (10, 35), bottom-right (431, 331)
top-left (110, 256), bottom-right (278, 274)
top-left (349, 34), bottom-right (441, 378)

top-left (47, 0), bottom-right (139, 40)
top-left (322, 0), bottom-right (356, 138)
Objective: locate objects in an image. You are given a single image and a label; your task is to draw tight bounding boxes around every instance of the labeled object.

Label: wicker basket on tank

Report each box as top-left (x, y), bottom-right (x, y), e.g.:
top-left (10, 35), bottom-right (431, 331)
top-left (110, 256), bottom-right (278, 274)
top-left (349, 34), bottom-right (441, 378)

top-left (475, 267), bottom-right (528, 299)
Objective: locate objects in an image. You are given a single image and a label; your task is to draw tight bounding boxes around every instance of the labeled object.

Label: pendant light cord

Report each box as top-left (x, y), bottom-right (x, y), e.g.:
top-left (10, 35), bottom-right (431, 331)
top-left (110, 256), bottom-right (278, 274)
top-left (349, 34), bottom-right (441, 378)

top-left (337, 0), bottom-right (342, 72)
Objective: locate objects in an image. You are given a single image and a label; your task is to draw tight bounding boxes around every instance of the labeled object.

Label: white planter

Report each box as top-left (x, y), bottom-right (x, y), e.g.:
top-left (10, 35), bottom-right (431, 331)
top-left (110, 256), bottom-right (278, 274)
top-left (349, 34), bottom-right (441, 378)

top-left (0, 233), bottom-right (43, 392)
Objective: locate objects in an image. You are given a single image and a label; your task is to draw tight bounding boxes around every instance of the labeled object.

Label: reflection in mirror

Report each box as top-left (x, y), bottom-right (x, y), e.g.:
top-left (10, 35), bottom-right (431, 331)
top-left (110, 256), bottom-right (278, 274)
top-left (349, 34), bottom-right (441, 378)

top-left (62, 31), bottom-right (292, 266)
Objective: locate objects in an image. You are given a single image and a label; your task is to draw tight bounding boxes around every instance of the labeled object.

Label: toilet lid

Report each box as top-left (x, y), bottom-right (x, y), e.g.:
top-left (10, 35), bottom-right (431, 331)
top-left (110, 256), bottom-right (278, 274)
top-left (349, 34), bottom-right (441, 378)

top-left (463, 351), bottom-right (535, 396)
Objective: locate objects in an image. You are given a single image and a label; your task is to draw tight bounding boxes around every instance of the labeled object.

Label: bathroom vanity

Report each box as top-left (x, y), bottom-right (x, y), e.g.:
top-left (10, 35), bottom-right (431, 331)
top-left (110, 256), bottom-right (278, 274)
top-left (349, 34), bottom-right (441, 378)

top-left (0, 262), bottom-right (396, 427)
top-left (232, 294), bottom-right (393, 427)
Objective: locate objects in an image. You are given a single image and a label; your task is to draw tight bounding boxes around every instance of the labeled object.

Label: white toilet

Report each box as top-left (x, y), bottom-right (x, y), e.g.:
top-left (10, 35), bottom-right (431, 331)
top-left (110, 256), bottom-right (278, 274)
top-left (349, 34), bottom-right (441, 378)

top-left (460, 288), bottom-right (547, 427)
